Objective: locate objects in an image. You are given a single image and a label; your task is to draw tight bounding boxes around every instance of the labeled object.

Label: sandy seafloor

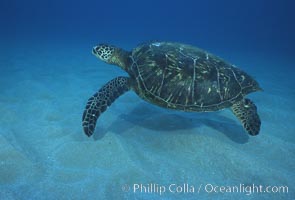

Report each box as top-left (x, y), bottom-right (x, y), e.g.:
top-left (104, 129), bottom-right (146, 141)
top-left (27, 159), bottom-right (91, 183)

top-left (0, 41), bottom-right (294, 200)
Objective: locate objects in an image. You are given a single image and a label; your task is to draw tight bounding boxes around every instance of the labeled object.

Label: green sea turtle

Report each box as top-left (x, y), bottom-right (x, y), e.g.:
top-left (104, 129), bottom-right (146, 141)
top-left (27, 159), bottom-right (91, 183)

top-left (82, 42), bottom-right (262, 137)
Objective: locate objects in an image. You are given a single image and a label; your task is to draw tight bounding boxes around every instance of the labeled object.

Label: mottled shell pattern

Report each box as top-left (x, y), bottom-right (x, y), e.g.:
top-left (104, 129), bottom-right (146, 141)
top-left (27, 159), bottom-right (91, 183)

top-left (127, 42), bottom-right (260, 112)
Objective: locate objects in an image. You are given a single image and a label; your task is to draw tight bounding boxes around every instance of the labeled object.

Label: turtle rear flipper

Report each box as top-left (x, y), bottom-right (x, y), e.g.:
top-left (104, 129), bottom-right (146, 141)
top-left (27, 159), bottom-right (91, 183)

top-left (82, 76), bottom-right (130, 136)
top-left (231, 98), bottom-right (261, 136)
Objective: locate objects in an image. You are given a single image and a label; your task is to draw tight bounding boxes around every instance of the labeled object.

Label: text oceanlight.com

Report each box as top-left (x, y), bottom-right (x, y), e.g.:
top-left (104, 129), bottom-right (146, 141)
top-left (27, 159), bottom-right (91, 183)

top-left (122, 183), bottom-right (289, 196)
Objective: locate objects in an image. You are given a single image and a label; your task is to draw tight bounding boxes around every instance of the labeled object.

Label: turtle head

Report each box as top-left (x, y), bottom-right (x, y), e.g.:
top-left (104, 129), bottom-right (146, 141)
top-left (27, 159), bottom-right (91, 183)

top-left (92, 44), bottom-right (115, 63)
top-left (92, 44), bottom-right (130, 69)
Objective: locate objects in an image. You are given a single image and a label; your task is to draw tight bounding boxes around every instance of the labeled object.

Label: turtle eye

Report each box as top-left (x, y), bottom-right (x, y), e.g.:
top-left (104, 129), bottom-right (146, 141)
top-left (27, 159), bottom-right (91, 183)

top-left (93, 46), bottom-right (104, 56)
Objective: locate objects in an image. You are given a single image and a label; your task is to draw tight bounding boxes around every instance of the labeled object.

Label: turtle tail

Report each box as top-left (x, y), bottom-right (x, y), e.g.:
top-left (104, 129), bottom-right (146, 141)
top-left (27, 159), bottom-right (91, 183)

top-left (231, 98), bottom-right (261, 136)
top-left (82, 77), bottom-right (130, 137)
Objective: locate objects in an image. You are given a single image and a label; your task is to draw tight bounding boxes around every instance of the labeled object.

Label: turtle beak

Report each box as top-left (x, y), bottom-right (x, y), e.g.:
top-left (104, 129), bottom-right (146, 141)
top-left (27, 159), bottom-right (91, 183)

top-left (92, 47), bottom-right (97, 55)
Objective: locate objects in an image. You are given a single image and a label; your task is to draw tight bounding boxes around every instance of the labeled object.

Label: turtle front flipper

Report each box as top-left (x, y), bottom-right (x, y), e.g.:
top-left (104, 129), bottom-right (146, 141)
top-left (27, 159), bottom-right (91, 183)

top-left (82, 76), bottom-right (130, 136)
top-left (231, 98), bottom-right (261, 136)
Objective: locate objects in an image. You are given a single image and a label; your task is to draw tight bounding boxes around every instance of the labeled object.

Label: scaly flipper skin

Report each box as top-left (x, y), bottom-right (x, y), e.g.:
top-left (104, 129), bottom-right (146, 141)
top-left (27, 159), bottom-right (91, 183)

top-left (231, 98), bottom-right (261, 136)
top-left (82, 77), bottom-right (130, 136)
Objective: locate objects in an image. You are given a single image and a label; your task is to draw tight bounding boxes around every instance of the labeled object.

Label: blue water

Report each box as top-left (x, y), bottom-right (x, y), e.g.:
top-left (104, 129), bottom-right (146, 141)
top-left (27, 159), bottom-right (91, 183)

top-left (0, 0), bottom-right (294, 199)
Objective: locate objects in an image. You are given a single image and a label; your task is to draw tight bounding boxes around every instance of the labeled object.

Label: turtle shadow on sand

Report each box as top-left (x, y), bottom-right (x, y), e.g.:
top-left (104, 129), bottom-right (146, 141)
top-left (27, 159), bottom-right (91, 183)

top-left (93, 103), bottom-right (249, 144)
